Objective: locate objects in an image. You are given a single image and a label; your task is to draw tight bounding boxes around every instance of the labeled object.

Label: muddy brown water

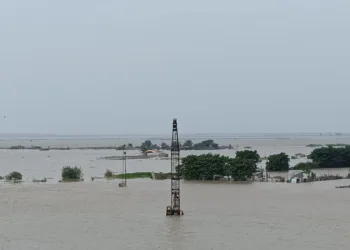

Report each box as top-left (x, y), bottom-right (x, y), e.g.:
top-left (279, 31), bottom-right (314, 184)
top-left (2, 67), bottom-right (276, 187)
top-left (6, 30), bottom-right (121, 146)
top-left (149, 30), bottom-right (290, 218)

top-left (1, 137), bottom-right (350, 249)
top-left (1, 180), bottom-right (350, 249)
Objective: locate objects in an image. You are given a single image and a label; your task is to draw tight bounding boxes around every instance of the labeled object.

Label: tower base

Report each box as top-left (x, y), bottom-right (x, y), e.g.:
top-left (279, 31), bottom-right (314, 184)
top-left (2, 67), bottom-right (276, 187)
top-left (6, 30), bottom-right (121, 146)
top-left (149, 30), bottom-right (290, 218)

top-left (166, 206), bottom-right (184, 216)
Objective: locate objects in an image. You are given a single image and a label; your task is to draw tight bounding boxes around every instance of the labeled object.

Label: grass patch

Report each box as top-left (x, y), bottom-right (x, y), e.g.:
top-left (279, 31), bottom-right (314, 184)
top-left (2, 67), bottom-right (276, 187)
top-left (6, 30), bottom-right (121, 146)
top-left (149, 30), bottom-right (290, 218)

top-left (105, 171), bottom-right (173, 180)
top-left (112, 172), bottom-right (153, 179)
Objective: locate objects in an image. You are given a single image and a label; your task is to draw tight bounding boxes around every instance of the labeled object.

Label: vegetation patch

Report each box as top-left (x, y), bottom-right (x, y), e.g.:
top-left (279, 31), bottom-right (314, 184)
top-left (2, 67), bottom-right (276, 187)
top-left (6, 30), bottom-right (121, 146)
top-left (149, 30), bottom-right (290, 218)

top-left (104, 169), bottom-right (113, 178)
top-left (306, 144), bottom-right (323, 148)
top-left (5, 171), bottom-right (23, 181)
top-left (61, 166), bottom-right (83, 182)
top-left (265, 153), bottom-right (290, 172)
top-left (308, 146), bottom-right (350, 168)
top-left (152, 172), bottom-right (172, 180)
top-left (291, 162), bottom-right (319, 170)
top-left (112, 172), bottom-right (153, 179)
top-left (181, 150), bottom-right (261, 181)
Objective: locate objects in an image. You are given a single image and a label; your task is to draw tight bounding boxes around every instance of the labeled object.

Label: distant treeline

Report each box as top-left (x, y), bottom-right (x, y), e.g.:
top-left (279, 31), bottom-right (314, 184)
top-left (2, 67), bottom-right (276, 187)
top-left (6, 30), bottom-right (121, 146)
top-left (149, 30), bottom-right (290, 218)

top-left (306, 143), bottom-right (350, 148)
top-left (139, 139), bottom-right (233, 152)
top-left (5, 139), bottom-right (233, 151)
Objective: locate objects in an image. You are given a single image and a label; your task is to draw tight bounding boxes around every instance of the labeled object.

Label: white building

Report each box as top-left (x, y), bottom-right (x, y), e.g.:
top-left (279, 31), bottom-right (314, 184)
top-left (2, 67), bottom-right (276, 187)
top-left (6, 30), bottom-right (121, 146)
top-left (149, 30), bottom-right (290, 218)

top-left (288, 170), bottom-right (309, 183)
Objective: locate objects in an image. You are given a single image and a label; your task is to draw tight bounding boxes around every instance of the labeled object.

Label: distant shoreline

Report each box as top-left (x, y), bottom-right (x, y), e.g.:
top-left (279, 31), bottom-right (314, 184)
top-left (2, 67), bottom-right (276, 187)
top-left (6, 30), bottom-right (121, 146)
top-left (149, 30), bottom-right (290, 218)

top-left (0, 132), bottom-right (349, 141)
top-left (1, 143), bottom-right (349, 151)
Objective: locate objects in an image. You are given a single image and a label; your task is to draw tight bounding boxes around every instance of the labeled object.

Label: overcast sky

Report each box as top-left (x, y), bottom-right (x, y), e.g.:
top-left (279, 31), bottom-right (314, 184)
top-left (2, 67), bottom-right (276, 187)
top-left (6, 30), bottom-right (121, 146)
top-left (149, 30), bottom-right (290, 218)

top-left (0, 0), bottom-right (349, 135)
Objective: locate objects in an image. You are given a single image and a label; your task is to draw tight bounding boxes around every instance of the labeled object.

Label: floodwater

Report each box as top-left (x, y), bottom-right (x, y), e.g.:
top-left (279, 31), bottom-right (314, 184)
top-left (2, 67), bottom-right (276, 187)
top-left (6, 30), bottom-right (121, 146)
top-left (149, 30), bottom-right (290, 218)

top-left (1, 136), bottom-right (350, 249)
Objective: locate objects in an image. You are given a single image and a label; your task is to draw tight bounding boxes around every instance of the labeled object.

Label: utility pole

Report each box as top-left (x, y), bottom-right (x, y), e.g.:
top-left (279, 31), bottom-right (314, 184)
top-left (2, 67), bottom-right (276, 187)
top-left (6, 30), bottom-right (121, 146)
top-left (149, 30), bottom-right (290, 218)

top-left (166, 118), bottom-right (184, 216)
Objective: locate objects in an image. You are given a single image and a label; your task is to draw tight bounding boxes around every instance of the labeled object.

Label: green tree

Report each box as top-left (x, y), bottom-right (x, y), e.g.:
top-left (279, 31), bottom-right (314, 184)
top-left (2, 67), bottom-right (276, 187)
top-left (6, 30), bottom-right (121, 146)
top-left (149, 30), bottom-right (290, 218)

top-left (61, 166), bottom-right (83, 181)
top-left (160, 142), bottom-right (170, 150)
top-left (309, 146), bottom-right (350, 168)
top-left (266, 153), bottom-right (290, 171)
top-left (180, 151), bottom-right (259, 181)
top-left (181, 154), bottom-right (228, 180)
top-left (292, 162), bottom-right (319, 170)
top-left (116, 144), bottom-right (126, 150)
top-left (104, 169), bottom-right (113, 178)
top-left (141, 140), bottom-right (153, 152)
top-left (182, 140), bottom-right (193, 149)
top-left (5, 171), bottom-right (22, 181)
top-left (225, 157), bottom-right (257, 181)
top-left (192, 139), bottom-right (219, 150)
top-left (235, 150), bottom-right (261, 166)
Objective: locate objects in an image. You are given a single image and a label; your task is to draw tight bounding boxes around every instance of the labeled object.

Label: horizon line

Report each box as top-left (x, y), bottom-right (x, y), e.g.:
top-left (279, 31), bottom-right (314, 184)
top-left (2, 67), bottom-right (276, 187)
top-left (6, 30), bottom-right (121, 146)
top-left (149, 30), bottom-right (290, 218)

top-left (0, 132), bottom-right (348, 137)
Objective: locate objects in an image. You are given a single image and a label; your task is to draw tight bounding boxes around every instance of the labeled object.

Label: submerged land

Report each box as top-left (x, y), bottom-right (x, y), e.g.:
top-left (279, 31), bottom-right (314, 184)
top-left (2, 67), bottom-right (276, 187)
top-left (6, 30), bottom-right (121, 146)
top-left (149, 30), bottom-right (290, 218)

top-left (1, 133), bottom-right (350, 185)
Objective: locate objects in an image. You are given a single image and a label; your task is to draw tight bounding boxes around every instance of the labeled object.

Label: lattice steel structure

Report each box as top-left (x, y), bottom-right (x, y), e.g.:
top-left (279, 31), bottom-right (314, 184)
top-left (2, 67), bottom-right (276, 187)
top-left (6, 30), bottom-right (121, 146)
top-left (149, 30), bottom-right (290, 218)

top-left (118, 150), bottom-right (127, 187)
top-left (166, 118), bottom-right (183, 216)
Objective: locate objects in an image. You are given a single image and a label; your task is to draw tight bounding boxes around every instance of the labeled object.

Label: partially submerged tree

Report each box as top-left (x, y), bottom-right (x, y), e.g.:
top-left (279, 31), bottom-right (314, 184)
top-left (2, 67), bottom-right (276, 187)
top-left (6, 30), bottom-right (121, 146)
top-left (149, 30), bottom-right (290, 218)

top-left (292, 162), bottom-right (319, 170)
top-left (181, 154), bottom-right (228, 180)
top-left (235, 150), bottom-right (261, 166)
top-left (116, 144), bottom-right (126, 150)
top-left (5, 171), bottom-right (22, 181)
top-left (192, 139), bottom-right (219, 150)
top-left (182, 140), bottom-right (194, 150)
top-left (308, 146), bottom-right (350, 168)
top-left (140, 140), bottom-right (160, 152)
top-left (104, 169), bottom-right (113, 178)
top-left (160, 142), bottom-right (170, 150)
top-left (180, 150), bottom-right (260, 181)
top-left (265, 152), bottom-right (290, 171)
top-left (61, 166), bottom-right (83, 181)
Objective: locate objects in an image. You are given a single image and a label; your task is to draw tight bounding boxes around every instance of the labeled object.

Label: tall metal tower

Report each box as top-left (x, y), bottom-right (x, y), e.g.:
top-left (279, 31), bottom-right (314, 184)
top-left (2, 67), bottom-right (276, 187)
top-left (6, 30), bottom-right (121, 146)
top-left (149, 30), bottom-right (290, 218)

top-left (166, 118), bottom-right (184, 216)
top-left (118, 150), bottom-right (127, 187)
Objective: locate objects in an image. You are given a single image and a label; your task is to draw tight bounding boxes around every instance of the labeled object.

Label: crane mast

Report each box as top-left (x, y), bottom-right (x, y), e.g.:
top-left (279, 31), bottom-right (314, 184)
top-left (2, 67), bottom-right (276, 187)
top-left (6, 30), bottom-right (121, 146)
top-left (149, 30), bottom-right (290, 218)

top-left (166, 118), bottom-right (184, 216)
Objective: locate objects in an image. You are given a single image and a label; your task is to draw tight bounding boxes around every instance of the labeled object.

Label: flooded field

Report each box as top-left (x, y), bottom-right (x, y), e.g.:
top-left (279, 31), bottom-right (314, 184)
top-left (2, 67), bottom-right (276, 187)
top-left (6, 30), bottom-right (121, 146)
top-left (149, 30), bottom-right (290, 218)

top-left (1, 136), bottom-right (350, 249)
top-left (1, 179), bottom-right (350, 249)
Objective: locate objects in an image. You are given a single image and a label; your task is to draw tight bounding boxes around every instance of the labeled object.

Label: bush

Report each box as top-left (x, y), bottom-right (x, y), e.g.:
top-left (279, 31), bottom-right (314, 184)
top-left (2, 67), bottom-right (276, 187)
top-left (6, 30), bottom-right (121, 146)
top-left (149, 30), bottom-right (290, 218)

top-left (104, 169), bottom-right (113, 178)
top-left (5, 171), bottom-right (23, 181)
top-left (61, 166), bottom-right (83, 181)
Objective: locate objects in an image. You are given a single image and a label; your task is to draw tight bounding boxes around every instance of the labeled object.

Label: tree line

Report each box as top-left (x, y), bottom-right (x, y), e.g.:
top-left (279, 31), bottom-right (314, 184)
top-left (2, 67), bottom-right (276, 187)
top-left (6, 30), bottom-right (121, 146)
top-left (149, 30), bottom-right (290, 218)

top-left (139, 139), bottom-right (233, 152)
top-left (180, 146), bottom-right (350, 180)
top-left (181, 150), bottom-right (261, 181)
